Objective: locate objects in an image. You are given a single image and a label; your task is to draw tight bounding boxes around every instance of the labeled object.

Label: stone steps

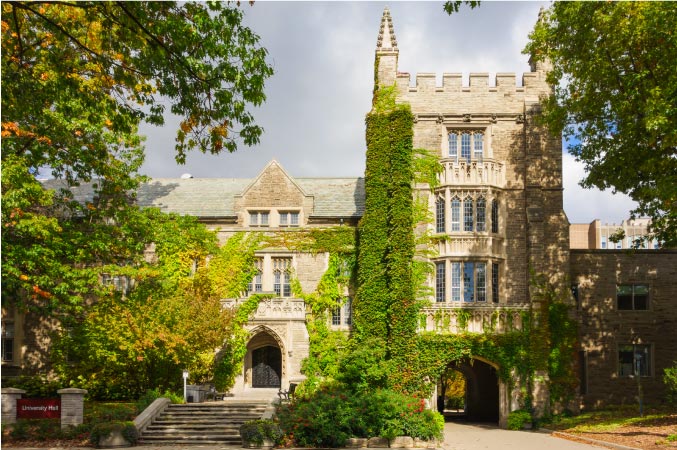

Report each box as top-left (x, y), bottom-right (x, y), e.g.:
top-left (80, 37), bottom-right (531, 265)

top-left (138, 401), bottom-right (269, 445)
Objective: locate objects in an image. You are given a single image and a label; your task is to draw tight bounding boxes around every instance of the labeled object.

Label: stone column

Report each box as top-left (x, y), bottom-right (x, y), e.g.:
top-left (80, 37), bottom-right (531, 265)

top-left (58, 388), bottom-right (87, 429)
top-left (1, 387), bottom-right (26, 424)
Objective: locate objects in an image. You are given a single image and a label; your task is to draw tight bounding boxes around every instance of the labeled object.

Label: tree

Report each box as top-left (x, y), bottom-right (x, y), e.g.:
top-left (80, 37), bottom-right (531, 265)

top-left (525, 2), bottom-right (677, 246)
top-left (2, 1), bottom-right (273, 310)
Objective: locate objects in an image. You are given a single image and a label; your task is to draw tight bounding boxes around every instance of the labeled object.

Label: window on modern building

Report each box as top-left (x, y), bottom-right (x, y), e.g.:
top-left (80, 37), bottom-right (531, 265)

top-left (616, 240), bottom-right (622, 249)
top-left (451, 197), bottom-right (461, 232)
top-left (491, 200), bottom-right (499, 234)
top-left (250, 211), bottom-right (269, 227)
top-left (618, 344), bottom-right (651, 377)
top-left (247, 258), bottom-right (263, 294)
top-left (436, 197), bottom-right (445, 233)
top-left (617, 284), bottom-right (649, 310)
top-left (273, 258), bottom-right (292, 297)
top-left (436, 262), bottom-right (445, 303)
top-left (492, 263), bottom-right (499, 303)
top-left (476, 197), bottom-right (486, 232)
top-left (279, 211), bottom-right (300, 227)
top-left (601, 235), bottom-right (607, 249)
top-left (1, 322), bottom-right (14, 362)
top-left (463, 197), bottom-right (473, 232)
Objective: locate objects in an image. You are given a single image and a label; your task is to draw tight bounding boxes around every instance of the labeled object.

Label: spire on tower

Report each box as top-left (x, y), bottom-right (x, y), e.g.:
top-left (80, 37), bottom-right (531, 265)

top-left (376, 7), bottom-right (398, 52)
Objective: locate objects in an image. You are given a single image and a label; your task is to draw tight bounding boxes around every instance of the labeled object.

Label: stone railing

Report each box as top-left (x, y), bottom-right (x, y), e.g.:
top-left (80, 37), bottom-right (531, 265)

top-left (222, 297), bottom-right (306, 321)
top-left (439, 159), bottom-right (505, 187)
top-left (433, 235), bottom-right (503, 257)
top-left (419, 304), bottom-right (530, 334)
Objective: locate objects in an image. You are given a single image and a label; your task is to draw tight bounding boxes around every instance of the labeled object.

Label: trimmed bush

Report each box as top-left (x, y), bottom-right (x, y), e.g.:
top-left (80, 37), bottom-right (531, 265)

top-left (663, 362), bottom-right (677, 406)
top-left (507, 409), bottom-right (532, 430)
top-left (239, 420), bottom-right (282, 446)
top-left (276, 383), bottom-right (443, 447)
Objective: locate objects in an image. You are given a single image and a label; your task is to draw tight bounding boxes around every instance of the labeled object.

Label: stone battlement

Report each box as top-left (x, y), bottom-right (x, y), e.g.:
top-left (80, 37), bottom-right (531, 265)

top-left (396, 71), bottom-right (547, 93)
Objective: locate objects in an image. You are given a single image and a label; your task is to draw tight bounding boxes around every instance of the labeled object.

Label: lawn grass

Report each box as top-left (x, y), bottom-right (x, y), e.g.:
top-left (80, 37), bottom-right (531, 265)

top-left (542, 404), bottom-right (675, 433)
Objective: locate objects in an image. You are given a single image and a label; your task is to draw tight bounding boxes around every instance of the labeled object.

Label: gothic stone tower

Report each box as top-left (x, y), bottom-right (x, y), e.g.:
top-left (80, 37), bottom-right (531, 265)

top-left (375, 8), bottom-right (570, 424)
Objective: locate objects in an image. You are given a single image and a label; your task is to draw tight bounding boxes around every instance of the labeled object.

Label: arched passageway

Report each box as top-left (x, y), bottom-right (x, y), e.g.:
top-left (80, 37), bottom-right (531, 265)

top-left (438, 358), bottom-right (499, 424)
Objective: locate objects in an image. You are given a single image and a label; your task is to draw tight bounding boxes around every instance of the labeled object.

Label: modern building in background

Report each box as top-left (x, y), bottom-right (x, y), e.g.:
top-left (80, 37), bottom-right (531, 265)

top-left (570, 218), bottom-right (659, 250)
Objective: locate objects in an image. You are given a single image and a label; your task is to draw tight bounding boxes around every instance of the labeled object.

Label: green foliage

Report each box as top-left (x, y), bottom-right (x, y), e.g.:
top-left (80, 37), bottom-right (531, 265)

top-left (239, 419), bottom-right (283, 445)
top-left (525, 2), bottom-right (677, 246)
top-left (2, 375), bottom-right (62, 398)
top-left (276, 383), bottom-right (443, 447)
top-left (507, 409), bottom-right (533, 430)
top-left (357, 87), bottom-right (419, 393)
top-left (443, 1), bottom-right (481, 15)
top-left (663, 362), bottom-right (677, 406)
top-left (4, 419), bottom-right (88, 442)
top-left (89, 421), bottom-right (138, 446)
top-left (136, 388), bottom-right (183, 412)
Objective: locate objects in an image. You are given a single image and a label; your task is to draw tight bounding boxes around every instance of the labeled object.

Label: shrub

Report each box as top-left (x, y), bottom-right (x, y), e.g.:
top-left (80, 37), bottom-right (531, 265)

top-left (89, 421), bottom-right (138, 446)
top-left (663, 362), bottom-right (677, 406)
top-left (239, 420), bottom-right (282, 445)
top-left (135, 388), bottom-right (183, 412)
top-left (507, 409), bottom-right (532, 430)
top-left (3, 375), bottom-right (62, 398)
top-left (276, 383), bottom-right (443, 447)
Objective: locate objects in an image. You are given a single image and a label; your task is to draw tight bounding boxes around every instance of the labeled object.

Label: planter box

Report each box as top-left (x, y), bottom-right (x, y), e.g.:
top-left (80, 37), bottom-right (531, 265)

top-left (346, 437), bottom-right (369, 448)
top-left (242, 438), bottom-right (275, 449)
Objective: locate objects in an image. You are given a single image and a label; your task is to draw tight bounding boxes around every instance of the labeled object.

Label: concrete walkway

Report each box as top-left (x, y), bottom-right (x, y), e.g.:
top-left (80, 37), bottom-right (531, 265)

top-left (442, 421), bottom-right (608, 450)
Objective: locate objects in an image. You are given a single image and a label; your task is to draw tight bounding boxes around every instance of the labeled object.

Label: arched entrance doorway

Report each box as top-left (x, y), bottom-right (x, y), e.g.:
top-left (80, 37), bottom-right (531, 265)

top-left (438, 358), bottom-right (499, 423)
top-left (245, 327), bottom-right (284, 389)
top-left (252, 346), bottom-right (281, 388)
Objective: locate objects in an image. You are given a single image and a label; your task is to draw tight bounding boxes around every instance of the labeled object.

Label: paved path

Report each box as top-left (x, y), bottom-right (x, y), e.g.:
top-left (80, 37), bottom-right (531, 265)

top-left (9, 422), bottom-right (612, 450)
top-left (442, 422), bottom-right (607, 450)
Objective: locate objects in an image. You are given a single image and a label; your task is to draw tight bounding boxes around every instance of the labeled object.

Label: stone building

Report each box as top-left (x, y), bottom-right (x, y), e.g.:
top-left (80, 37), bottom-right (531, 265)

top-left (3, 8), bottom-right (676, 426)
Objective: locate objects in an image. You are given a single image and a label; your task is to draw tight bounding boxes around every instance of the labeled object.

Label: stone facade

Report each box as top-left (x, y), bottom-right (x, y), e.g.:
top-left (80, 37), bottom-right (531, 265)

top-left (3, 8), bottom-right (677, 426)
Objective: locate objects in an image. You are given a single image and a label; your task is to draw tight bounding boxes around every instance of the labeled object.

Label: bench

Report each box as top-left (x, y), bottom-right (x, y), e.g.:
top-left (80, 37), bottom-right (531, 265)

top-left (278, 383), bottom-right (297, 402)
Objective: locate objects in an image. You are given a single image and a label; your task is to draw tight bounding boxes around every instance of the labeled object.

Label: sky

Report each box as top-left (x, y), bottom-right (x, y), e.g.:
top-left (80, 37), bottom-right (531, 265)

top-left (138, 1), bottom-right (637, 225)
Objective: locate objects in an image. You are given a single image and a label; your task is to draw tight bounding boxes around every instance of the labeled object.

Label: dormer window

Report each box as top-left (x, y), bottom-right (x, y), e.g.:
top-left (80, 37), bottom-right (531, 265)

top-left (250, 211), bottom-right (269, 227)
top-left (279, 211), bottom-right (299, 227)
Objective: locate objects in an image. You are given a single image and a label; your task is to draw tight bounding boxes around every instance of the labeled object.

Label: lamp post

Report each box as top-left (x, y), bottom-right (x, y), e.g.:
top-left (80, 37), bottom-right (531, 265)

top-left (182, 370), bottom-right (189, 403)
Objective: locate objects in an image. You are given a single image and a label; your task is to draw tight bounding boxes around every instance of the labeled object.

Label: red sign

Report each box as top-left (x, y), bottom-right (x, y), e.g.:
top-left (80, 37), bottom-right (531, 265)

top-left (17, 398), bottom-right (61, 419)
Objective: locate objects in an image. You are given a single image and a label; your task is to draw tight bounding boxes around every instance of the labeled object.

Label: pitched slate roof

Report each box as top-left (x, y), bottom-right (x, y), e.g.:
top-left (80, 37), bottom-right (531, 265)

top-left (41, 175), bottom-right (365, 219)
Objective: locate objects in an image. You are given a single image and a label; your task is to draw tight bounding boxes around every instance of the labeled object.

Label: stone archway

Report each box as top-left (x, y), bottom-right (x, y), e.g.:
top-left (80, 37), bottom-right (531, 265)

top-left (244, 326), bottom-right (285, 389)
top-left (441, 357), bottom-right (500, 424)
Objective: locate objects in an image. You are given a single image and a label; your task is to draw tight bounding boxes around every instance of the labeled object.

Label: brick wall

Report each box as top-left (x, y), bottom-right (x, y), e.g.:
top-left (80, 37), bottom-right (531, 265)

top-left (571, 250), bottom-right (677, 407)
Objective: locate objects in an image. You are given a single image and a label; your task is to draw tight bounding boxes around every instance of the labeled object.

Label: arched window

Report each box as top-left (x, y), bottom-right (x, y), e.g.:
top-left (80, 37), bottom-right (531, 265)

top-left (451, 197), bottom-right (461, 231)
top-left (491, 200), bottom-right (499, 233)
top-left (436, 196), bottom-right (445, 233)
top-left (476, 197), bottom-right (486, 232)
top-left (463, 197), bottom-right (474, 232)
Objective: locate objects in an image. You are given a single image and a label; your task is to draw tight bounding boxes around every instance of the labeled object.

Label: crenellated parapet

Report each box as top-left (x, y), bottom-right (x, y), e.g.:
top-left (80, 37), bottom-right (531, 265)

top-left (396, 71), bottom-right (548, 93)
